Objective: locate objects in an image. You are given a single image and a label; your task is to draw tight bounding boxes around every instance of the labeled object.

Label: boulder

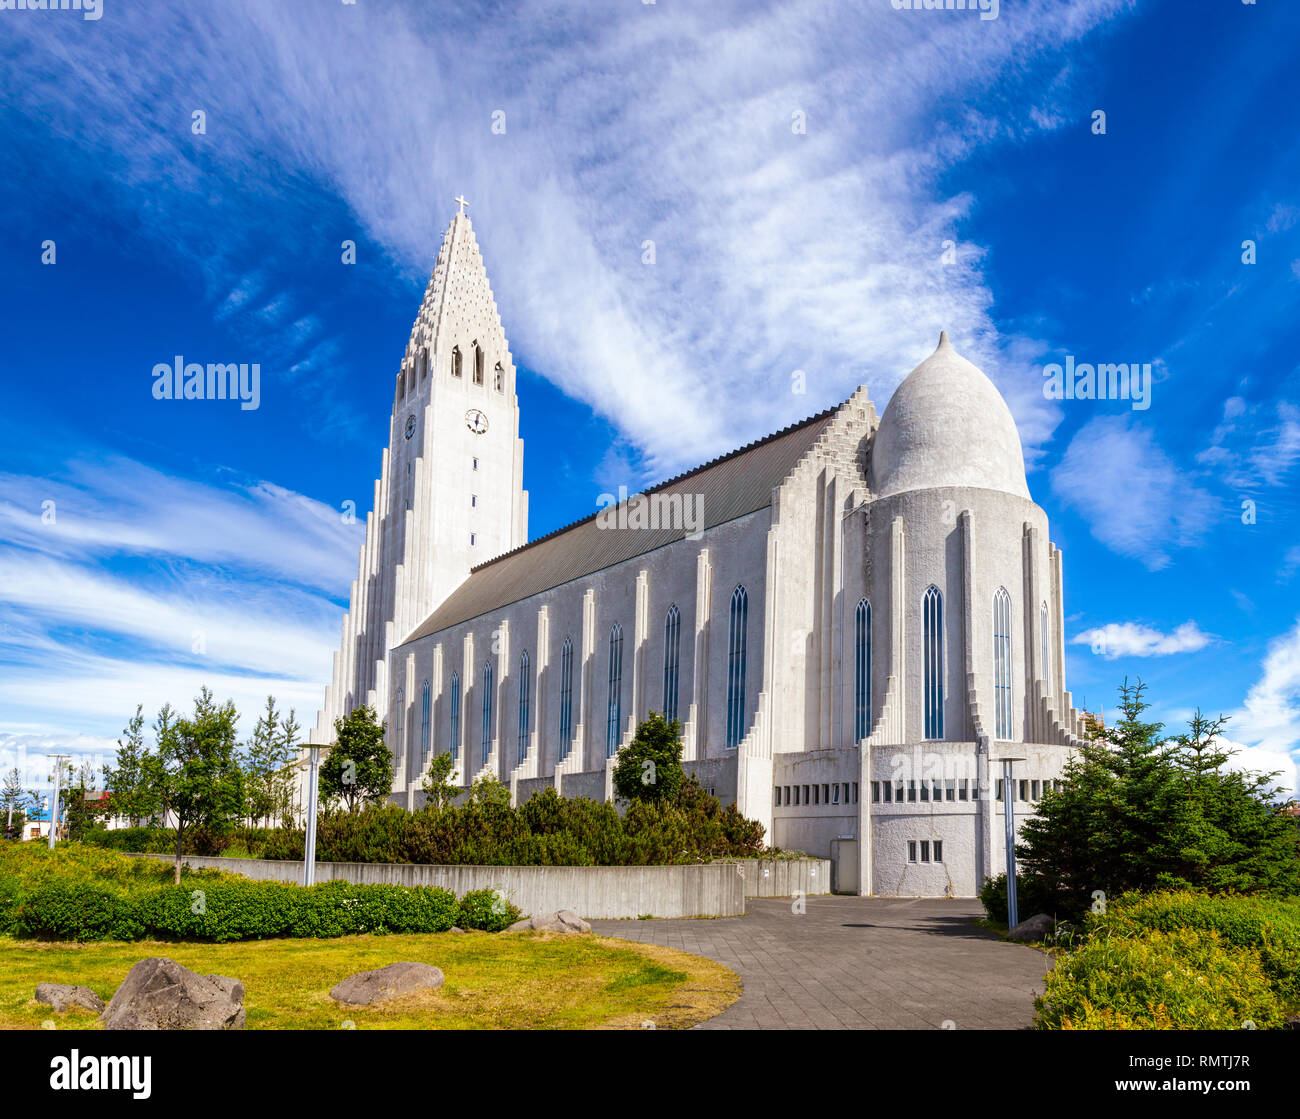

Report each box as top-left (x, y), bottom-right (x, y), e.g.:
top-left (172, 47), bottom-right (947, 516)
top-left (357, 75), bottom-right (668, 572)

top-left (330, 962), bottom-right (445, 1005)
top-left (35, 983), bottom-right (105, 1014)
top-left (448, 926), bottom-right (465, 934)
top-left (508, 909), bottom-right (591, 934)
top-left (100, 958), bottom-right (245, 1031)
top-left (1007, 913), bottom-right (1055, 943)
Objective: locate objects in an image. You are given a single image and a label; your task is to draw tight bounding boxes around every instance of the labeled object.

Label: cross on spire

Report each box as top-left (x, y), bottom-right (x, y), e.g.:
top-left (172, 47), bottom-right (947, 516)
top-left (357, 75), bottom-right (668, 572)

top-left (454, 194), bottom-right (469, 215)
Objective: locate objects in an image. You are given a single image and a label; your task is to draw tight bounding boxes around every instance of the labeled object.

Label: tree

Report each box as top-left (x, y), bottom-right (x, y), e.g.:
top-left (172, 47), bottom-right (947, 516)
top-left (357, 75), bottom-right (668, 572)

top-left (1016, 680), bottom-right (1300, 918)
top-left (422, 751), bottom-right (461, 809)
top-left (1, 767), bottom-right (34, 839)
top-left (62, 760), bottom-right (105, 842)
top-left (241, 696), bottom-right (300, 827)
top-left (104, 705), bottom-right (160, 826)
top-left (469, 771), bottom-right (510, 809)
top-left (145, 690), bottom-right (246, 884)
top-left (319, 705), bottom-right (392, 813)
top-left (612, 712), bottom-right (686, 805)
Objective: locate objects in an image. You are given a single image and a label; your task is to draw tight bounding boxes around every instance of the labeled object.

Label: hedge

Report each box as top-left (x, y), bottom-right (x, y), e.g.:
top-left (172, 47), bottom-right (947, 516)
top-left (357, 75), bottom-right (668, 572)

top-left (0, 844), bottom-right (519, 942)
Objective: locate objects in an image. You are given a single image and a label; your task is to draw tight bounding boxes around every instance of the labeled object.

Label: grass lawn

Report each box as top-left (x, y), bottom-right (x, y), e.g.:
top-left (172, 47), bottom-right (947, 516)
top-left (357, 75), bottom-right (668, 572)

top-left (0, 931), bottom-right (741, 1030)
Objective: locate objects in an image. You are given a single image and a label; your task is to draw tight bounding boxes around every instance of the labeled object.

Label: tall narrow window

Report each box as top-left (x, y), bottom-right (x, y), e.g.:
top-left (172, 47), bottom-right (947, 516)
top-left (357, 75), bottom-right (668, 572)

top-left (517, 650), bottom-right (531, 763)
top-left (494, 362), bottom-right (504, 392)
top-left (398, 369), bottom-right (406, 398)
top-left (854, 598), bottom-right (871, 743)
top-left (558, 637), bottom-right (574, 760)
top-left (606, 624), bottom-right (623, 756)
top-left (923, 585), bottom-right (944, 740)
top-left (393, 687), bottom-right (405, 769)
top-left (449, 673), bottom-right (460, 761)
top-left (726, 585), bottom-right (748, 749)
top-left (481, 660), bottom-right (494, 764)
top-left (473, 342), bottom-right (484, 385)
top-left (421, 346), bottom-right (429, 380)
top-left (420, 679), bottom-right (431, 768)
top-left (662, 605), bottom-right (681, 723)
top-left (993, 587), bottom-right (1013, 740)
top-left (451, 346), bottom-right (462, 379)
top-left (1040, 601), bottom-right (1050, 683)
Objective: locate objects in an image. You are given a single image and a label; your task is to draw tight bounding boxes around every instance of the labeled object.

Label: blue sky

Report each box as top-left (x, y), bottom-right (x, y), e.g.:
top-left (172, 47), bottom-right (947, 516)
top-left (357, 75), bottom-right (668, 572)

top-left (0, 0), bottom-right (1297, 797)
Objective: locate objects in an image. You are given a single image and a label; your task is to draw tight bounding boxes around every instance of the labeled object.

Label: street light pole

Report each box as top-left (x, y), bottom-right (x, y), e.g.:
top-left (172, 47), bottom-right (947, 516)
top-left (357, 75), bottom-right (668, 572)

top-left (46, 754), bottom-right (69, 850)
top-left (302, 745), bottom-right (320, 887)
top-left (1001, 756), bottom-right (1025, 928)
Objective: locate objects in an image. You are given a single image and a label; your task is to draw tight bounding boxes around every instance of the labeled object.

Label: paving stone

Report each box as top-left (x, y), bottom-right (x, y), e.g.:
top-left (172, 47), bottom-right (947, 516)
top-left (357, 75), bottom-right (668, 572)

top-left (591, 895), bottom-right (1048, 1030)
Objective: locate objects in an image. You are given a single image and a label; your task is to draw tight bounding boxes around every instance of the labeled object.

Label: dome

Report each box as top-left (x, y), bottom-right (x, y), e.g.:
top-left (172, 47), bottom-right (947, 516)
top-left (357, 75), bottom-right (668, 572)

top-left (868, 332), bottom-right (1030, 501)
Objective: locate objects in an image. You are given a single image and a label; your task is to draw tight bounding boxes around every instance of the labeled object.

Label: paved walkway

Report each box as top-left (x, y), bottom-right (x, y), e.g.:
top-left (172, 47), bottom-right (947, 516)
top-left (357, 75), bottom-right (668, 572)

top-left (592, 896), bottom-right (1052, 1029)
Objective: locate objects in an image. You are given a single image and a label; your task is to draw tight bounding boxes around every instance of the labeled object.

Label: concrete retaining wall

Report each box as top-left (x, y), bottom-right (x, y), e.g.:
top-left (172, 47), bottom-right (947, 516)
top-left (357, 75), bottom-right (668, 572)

top-left (143, 854), bottom-right (745, 920)
top-left (724, 858), bottom-right (831, 898)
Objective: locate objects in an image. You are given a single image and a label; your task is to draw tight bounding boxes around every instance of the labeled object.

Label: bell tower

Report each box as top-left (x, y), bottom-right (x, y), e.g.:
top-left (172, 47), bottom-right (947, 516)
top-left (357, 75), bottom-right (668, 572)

top-left (312, 202), bottom-right (527, 745)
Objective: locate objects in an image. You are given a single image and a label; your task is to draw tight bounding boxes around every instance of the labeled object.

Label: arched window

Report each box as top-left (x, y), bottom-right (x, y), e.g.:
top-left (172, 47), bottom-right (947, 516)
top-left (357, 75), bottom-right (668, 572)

top-left (517, 650), bottom-right (531, 763)
top-left (481, 660), bottom-right (494, 764)
top-left (393, 687), bottom-right (405, 768)
top-left (473, 342), bottom-right (484, 385)
top-left (993, 588), bottom-right (1013, 740)
top-left (726, 585), bottom-right (748, 749)
top-left (420, 679), bottom-right (431, 767)
top-left (854, 598), bottom-right (871, 743)
top-left (1040, 601), bottom-right (1050, 683)
top-left (606, 624), bottom-right (623, 757)
top-left (494, 362), bottom-right (505, 392)
top-left (662, 605), bottom-right (681, 723)
top-left (451, 346), bottom-right (462, 379)
top-left (923, 585), bottom-right (944, 740)
top-left (558, 637), bottom-right (574, 760)
top-left (449, 673), bottom-right (460, 760)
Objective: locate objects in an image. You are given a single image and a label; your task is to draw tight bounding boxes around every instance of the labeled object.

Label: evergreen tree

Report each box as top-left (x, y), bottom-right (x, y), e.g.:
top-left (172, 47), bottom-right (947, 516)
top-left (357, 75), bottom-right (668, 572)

top-left (612, 712), bottom-right (685, 805)
top-left (1017, 680), bottom-right (1299, 917)
top-left (104, 705), bottom-right (158, 826)
top-left (241, 696), bottom-right (300, 827)
top-left (319, 705), bottom-right (393, 813)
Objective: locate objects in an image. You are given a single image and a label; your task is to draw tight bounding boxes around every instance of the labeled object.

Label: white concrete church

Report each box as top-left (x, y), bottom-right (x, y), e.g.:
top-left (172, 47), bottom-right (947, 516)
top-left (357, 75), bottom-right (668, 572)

top-left (308, 206), bottom-right (1091, 897)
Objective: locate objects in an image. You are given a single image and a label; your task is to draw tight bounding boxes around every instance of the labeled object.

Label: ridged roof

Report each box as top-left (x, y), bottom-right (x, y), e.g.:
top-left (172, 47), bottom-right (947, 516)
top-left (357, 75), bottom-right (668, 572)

top-left (399, 404), bottom-right (841, 644)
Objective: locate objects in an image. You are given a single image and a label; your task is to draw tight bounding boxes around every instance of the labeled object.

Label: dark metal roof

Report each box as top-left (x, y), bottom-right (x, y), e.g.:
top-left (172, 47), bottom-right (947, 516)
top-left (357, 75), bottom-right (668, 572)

top-left (400, 404), bottom-right (840, 644)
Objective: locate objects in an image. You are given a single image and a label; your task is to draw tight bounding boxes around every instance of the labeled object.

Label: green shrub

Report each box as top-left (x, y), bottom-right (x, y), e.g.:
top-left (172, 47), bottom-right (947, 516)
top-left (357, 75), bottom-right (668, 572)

top-left (1035, 926), bottom-right (1284, 1030)
top-left (978, 872), bottom-right (1061, 926)
top-left (1095, 891), bottom-right (1300, 1010)
top-left (457, 888), bottom-right (521, 932)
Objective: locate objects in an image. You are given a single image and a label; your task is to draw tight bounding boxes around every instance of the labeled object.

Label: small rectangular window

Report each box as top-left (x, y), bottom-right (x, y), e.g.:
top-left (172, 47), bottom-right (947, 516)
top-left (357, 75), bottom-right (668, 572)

top-left (996, 779), bottom-right (1004, 802)
top-left (945, 779), bottom-right (956, 802)
top-left (472, 457), bottom-right (479, 470)
top-left (920, 840), bottom-right (930, 863)
top-left (959, 779), bottom-right (968, 801)
top-left (972, 781), bottom-right (980, 801)
top-left (852, 782), bottom-right (858, 803)
top-left (932, 780), bottom-right (943, 801)
top-left (843, 782), bottom-right (850, 803)
top-left (803, 785), bottom-right (810, 805)
top-left (908, 780), bottom-right (917, 803)
top-left (907, 841), bottom-right (917, 863)
top-left (933, 840), bottom-right (943, 863)
top-left (895, 781), bottom-right (904, 802)
top-left (1019, 779), bottom-right (1028, 802)
top-left (793, 786), bottom-right (799, 806)
top-left (920, 780), bottom-right (929, 803)
top-left (470, 533), bottom-right (476, 546)
top-left (822, 783), bottom-right (830, 804)
top-left (471, 494), bottom-right (477, 507)
top-left (813, 785), bottom-right (820, 805)
top-left (883, 781), bottom-right (892, 803)
top-left (1031, 780), bottom-right (1041, 800)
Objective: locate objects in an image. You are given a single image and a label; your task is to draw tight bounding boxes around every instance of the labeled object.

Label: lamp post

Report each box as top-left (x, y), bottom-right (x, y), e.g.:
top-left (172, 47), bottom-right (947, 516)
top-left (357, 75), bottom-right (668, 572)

top-left (46, 754), bottom-right (69, 850)
top-left (999, 756), bottom-right (1025, 928)
top-left (302, 745), bottom-right (321, 887)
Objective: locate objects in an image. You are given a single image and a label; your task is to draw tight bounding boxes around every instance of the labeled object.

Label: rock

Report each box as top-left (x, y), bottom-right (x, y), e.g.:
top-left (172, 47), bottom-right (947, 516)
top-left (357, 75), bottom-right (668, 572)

top-left (330, 962), bottom-right (445, 1005)
top-left (508, 909), bottom-right (591, 934)
top-left (1007, 913), bottom-right (1055, 943)
top-left (100, 958), bottom-right (245, 1031)
top-left (448, 926), bottom-right (465, 934)
top-left (35, 983), bottom-right (105, 1014)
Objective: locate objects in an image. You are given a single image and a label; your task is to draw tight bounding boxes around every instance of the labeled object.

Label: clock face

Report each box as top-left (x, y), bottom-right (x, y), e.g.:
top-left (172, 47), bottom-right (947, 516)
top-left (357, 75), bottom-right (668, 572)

top-left (404, 415), bottom-right (416, 440)
top-left (465, 408), bottom-right (489, 435)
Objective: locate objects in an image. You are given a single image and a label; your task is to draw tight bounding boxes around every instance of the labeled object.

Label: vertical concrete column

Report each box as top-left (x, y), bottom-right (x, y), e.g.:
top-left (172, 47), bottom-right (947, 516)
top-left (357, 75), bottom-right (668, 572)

top-left (533, 605), bottom-right (548, 776)
top-left (577, 588), bottom-right (595, 772)
top-left (819, 473), bottom-right (836, 748)
top-left (462, 631), bottom-right (475, 788)
top-left (494, 618), bottom-right (509, 781)
top-left (961, 509), bottom-right (978, 741)
top-left (1022, 523), bottom-right (1041, 742)
top-left (687, 548), bottom-right (712, 760)
top-left (633, 569), bottom-right (648, 725)
top-left (1050, 544), bottom-right (1067, 703)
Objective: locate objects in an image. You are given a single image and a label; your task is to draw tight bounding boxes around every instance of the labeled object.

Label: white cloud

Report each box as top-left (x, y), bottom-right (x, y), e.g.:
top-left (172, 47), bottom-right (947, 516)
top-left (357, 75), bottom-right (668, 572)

top-left (1072, 620), bottom-right (1213, 659)
top-left (1, 0), bottom-right (1132, 480)
top-left (1051, 415), bottom-right (1216, 570)
top-left (1229, 617), bottom-right (1300, 758)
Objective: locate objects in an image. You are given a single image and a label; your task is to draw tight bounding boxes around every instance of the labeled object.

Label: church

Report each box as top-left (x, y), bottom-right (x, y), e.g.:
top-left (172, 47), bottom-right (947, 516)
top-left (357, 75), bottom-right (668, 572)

top-left (308, 206), bottom-right (1090, 898)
